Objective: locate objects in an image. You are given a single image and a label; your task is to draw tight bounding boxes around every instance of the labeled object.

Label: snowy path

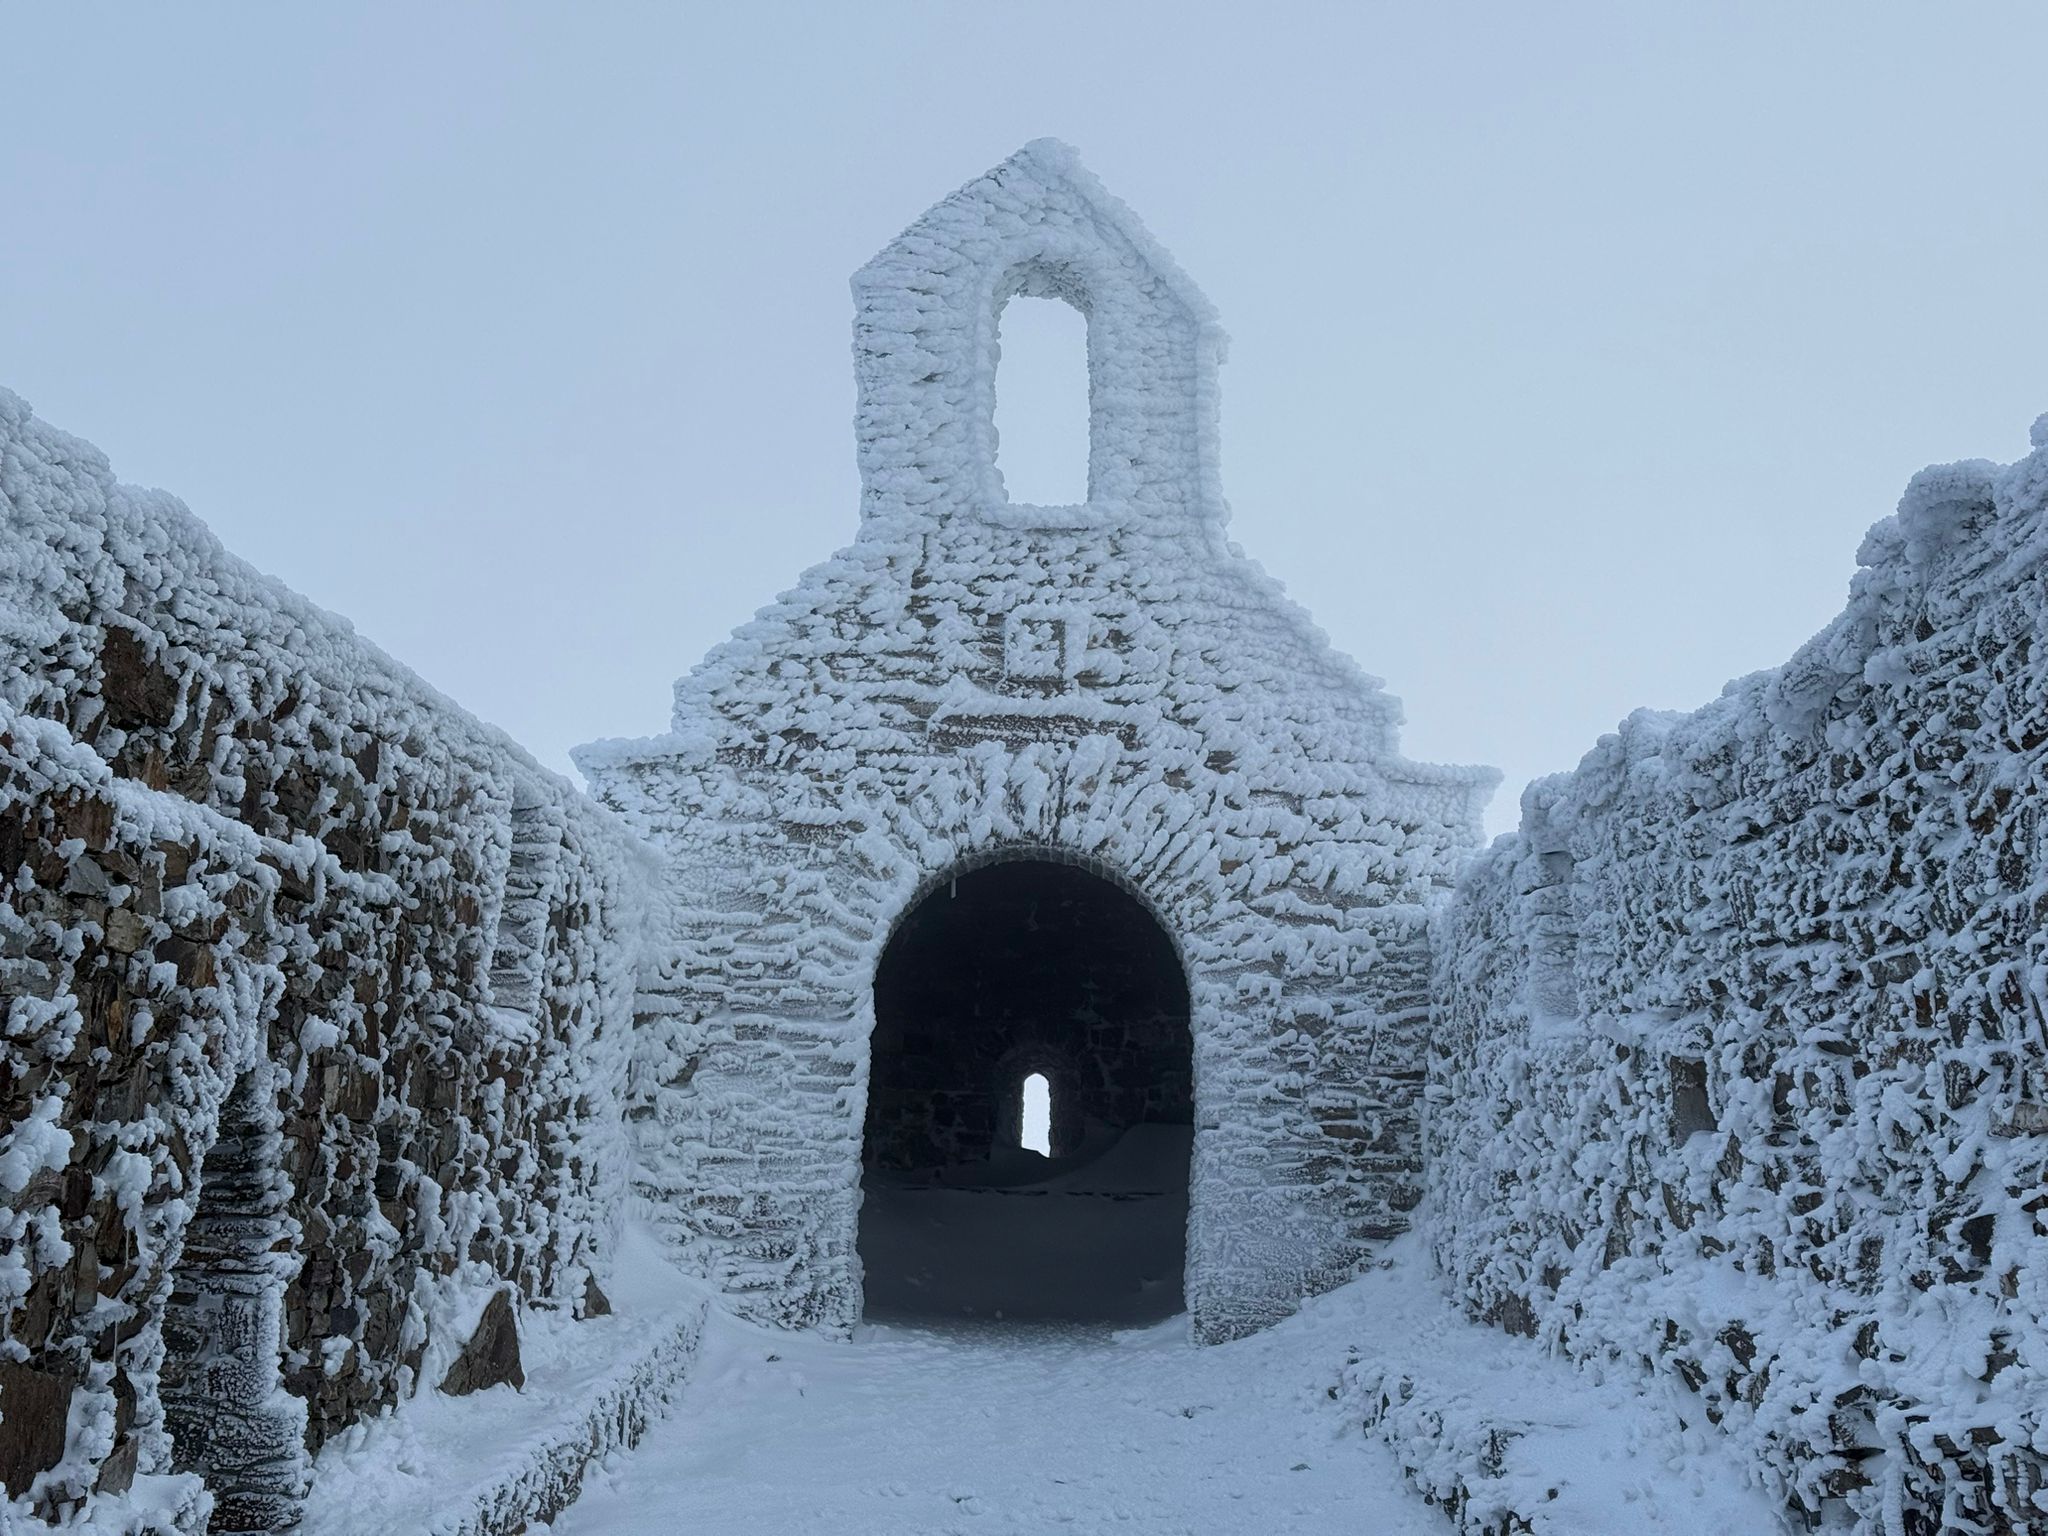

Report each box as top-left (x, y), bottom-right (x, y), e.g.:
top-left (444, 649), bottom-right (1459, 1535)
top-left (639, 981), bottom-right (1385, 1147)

top-left (543, 1305), bottom-right (1440, 1535)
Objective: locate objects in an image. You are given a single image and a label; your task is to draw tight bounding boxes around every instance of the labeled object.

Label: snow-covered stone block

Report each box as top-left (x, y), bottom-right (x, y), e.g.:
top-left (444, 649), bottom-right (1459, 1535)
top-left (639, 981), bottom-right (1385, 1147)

top-left (300, 1228), bottom-right (707, 1536)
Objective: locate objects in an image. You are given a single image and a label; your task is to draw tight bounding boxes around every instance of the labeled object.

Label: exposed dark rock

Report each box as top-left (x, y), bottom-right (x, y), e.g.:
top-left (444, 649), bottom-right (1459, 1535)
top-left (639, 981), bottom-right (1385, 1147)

top-left (94, 1434), bottom-right (138, 1495)
top-left (97, 624), bottom-right (180, 732)
top-left (441, 1289), bottom-right (524, 1396)
top-left (0, 1360), bottom-right (74, 1498)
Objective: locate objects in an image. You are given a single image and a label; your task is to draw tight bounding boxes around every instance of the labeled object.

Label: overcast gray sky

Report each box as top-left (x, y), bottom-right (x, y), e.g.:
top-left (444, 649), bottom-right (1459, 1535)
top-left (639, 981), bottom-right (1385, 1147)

top-left (5, 4), bottom-right (2044, 838)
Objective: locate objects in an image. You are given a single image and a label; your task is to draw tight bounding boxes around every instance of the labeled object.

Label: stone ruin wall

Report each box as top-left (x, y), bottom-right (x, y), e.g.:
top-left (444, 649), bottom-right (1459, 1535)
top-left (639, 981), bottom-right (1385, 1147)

top-left (0, 390), bottom-right (651, 1527)
top-left (1429, 423), bottom-right (2048, 1532)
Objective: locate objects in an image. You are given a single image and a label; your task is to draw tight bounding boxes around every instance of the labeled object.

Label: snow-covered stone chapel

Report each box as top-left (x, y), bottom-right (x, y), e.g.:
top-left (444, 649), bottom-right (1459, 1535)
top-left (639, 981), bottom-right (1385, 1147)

top-left (578, 141), bottom-right (1497, 1344)
top-left (8, 133), bottom-right (2044, 1535)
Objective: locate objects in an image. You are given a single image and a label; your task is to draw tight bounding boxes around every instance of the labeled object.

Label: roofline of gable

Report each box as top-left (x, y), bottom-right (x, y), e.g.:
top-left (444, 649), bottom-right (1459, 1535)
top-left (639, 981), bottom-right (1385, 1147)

top-left (852, 138), bottom-right (1229, 356)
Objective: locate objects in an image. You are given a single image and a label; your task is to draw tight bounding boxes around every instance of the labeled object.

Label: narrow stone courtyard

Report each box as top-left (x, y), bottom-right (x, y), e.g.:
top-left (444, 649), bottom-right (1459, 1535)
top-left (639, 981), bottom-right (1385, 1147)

top-left (6, 28), bottom-right (2046, 1526)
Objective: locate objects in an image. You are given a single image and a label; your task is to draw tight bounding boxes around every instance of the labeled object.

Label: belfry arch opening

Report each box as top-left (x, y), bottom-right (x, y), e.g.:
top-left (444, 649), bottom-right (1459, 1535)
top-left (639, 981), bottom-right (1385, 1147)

top-left (858, 858), bottom-right (1193, 1325)
top-left (991, 293), bottom-right (1091, 507)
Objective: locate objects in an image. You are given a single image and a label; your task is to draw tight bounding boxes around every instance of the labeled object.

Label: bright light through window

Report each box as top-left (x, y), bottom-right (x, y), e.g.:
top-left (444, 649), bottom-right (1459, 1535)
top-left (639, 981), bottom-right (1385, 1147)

top-left (1021, 1072), bottom-right (1051, 1156)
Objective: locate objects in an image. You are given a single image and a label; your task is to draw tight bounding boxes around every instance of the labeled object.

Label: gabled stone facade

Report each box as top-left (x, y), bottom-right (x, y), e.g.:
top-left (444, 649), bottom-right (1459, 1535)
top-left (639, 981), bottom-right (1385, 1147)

top-left (578, 141), bottom-right (1495, 1343)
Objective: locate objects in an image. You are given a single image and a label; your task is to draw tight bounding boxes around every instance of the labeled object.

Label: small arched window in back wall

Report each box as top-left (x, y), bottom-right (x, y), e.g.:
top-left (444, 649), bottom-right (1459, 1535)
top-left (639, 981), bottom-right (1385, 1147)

top-left (1020, 1071), bottom-right (1052, 1156)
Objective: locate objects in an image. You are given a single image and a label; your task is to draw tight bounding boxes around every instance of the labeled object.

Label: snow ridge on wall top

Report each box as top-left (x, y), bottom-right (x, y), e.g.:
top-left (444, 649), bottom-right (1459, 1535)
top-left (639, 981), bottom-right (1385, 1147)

top-left (1491, 416), bottom-right (2048, 830)
top-left (0, 386), bottom-right (642, 864)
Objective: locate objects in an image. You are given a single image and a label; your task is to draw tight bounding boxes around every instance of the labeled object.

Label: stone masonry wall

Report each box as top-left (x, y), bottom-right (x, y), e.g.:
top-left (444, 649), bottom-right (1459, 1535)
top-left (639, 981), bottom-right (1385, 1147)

top-left (0, 389), bottom-right (651, 1527)
top-left (1430, 420), bottom-right (2048, 1532)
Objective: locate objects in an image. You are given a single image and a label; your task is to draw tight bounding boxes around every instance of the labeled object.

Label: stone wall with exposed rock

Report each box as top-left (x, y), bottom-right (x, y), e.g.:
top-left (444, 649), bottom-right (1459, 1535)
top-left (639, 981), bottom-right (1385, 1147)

top-left (0, 389), bottom-right (652, 1528)
top-left (1428, 421), bottom-right (2048, 1533)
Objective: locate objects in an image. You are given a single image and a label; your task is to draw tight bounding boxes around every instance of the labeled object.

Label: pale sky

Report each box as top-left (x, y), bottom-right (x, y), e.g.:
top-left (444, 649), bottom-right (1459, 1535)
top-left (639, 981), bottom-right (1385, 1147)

top-left (5, 5), bottom-right (2045, 838)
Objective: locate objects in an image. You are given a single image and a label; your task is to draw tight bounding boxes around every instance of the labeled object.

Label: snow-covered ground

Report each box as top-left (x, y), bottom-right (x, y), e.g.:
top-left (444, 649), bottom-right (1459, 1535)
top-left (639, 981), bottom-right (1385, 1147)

top-left (532, 1220), bottom-right (1788, 1536)
top-left (299, 1227), bottom-right (708, 1536)
top-left (540, 1300), bottom-right (1439, 1536)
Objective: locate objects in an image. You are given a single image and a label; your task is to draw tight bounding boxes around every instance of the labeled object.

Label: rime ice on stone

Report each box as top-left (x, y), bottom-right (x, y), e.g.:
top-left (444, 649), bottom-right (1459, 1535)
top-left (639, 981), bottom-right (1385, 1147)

top-left (159, 1065), bottom-right (308, 1532)
top-left (577, 140), bottom-right (1497, 1342)
top-left (1430, 425), bottom-right (2048, 1529)
top-left (0, 387), bottom-right (651, 1527)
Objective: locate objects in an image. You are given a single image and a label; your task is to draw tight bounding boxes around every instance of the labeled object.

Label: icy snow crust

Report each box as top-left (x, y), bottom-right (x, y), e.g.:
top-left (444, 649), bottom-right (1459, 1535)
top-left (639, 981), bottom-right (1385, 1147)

top-left (299, 1224), bottom-right (707, 1536)
top-left (539, 1229), bottom-right (1778, 1536)
top-left (0, 389), bottom-right (652, 1528)
top-left (1336, 1234), bottom-right (1789, 1535)
top-left (1431, 423), bottom-right (2048, 1530)
top-left (577, 140), bottom-right (1497, 1345)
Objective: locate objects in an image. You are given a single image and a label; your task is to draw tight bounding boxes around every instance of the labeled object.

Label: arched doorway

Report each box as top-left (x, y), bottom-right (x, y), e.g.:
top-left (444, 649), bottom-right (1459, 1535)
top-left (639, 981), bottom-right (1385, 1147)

top-left (858, 858), bottom-right (1193, 1324)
